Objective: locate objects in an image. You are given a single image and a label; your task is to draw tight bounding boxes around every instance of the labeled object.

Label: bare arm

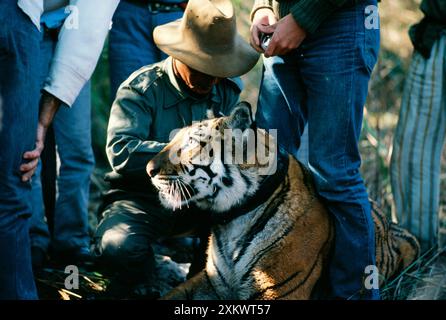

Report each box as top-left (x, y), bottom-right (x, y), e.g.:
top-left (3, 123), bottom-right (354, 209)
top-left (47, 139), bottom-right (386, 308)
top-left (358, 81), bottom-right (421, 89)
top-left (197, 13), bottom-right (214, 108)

top-left (21, 91), bottom-right (61, 181)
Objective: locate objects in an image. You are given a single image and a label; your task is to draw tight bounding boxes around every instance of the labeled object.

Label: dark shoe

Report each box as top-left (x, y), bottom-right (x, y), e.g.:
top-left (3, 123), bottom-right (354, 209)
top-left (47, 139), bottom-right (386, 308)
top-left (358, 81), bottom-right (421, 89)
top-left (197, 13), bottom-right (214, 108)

top-left (131, 284), bottom-right (160, 300)
top-left (104, 280), bottom-right (160, 300)
top-left (73, 247), bottom-right (94, 263)
top-left (52, 247), bottom-right (95, 267)
top-left (31, 246), bottom-right (48, 271)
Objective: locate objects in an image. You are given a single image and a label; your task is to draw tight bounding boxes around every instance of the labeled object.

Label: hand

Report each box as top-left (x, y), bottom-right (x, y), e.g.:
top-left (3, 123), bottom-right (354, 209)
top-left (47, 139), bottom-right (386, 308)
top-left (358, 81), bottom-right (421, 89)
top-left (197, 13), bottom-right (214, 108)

top-left (263, 14), bottom-right (307, 58)
top-left (250, 8), bottom-right (278, 53)
top-left (21, 92), bottom-right (61, 182)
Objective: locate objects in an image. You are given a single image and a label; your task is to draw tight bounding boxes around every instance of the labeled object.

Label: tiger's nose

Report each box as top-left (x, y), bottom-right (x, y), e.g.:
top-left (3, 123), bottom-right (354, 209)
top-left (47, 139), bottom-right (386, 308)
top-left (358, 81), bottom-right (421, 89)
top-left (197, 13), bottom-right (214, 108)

top-left (146, 160), bottom-right (160, 178)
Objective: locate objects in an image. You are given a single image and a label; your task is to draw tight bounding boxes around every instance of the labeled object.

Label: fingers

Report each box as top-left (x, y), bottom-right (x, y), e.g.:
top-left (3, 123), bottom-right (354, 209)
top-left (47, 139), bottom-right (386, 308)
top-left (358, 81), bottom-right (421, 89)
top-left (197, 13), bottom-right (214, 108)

top-left (264, 34), bottom-right (280, 57)
top-left (20, 158), bottom-right (38, 172)
top-left (20, 158), bottom-right (39, 182)
top-left (264, 33), bottom-right (305, 57)
top-left (250, 27), bottom-right (264, 53)
top-left (264, 38), bottom-right (290, 57)
top-left (21, 167), bottom-right (37, 182)
top-left (250, 9), bottom-right (277, 53)
top-left (21, 143), bottom-right (43, 182)
top-left (264, 46), bottom-right (273, 58)
top-left (267, 13), bottom-right (278, 26)
top-left (264, 41), bottom-right (293, 58)
top-left (23, 149), bottom-right (41, 160)
top-left (257, 24), bottom-right (275, 35)
top-left (250, 23), bottom-right (276, 53)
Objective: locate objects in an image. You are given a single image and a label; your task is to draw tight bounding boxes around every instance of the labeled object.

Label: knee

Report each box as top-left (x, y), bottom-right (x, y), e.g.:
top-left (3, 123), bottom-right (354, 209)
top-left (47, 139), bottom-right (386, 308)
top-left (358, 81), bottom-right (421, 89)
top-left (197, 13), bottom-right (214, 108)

top-left (58, 148), bottom-right (95, 177)
top-left (309, 158), bottom-right (365, 199)
top-left (94, 229), bottom-right (151, 266)
top-left (71, 145), bottom-right (95, 167)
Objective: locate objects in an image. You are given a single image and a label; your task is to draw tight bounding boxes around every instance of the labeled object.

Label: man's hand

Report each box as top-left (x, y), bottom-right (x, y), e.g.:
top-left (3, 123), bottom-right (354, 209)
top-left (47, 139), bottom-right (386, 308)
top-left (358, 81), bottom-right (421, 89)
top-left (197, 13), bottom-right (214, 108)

top-left (21, 92), bottom-right (61, 182)
top-left (250, 8), bottom-right (278, 53)
top-left (265, 14), bottom-right (307, 57)
top-left (252, 13), bottom-right (307, 58)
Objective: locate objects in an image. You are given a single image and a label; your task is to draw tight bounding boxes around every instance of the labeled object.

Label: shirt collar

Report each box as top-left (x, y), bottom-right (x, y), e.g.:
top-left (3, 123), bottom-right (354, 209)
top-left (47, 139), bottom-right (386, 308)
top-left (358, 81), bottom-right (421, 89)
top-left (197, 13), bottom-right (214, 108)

top-left (162, 57), bottom-right (222, 109)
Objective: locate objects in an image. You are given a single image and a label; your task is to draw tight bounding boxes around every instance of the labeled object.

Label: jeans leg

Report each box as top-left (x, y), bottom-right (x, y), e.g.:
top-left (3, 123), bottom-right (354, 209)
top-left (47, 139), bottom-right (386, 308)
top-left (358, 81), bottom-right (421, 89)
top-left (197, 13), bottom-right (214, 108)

top-left (151, 10), bottom-right (184, 61)
top-left (51, 81), bottom-right (94, 252)
top-left (29, 33), bottom-right (56, 253)
top-left (92, 198), bottom-right (177, 287)
top-left (298, 3), bottom-right (380, 299)
top-left (109, 2), bottom-right (154, 96)
top-left (256, 55), bottom-right (307, 161)
top-left (108, 2), bottom-right (182, 97)
top-left (0, 1), bottom-right (40, 299)
top-left (29, 162), bottom-right (51, 251)
top-left (93, 195), bottom-right (210, 290)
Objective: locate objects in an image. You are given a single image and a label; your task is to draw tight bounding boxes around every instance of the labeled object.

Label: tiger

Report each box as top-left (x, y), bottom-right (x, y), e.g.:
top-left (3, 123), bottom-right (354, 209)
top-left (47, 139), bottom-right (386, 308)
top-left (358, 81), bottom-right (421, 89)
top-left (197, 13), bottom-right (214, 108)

top-left (146, 102), bottom-right (420, 300)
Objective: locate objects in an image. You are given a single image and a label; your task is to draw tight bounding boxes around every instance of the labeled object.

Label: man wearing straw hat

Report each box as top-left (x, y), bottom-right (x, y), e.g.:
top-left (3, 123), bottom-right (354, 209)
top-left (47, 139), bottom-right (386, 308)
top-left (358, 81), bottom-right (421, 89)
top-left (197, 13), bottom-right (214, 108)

top-left (92, 0), bottom-right (259, 298)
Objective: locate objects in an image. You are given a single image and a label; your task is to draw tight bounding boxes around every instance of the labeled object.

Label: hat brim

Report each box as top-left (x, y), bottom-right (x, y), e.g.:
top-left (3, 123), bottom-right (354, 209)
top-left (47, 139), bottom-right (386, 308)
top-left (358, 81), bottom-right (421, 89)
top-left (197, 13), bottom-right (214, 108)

top-left (154, 19), bottom-right (260, 78)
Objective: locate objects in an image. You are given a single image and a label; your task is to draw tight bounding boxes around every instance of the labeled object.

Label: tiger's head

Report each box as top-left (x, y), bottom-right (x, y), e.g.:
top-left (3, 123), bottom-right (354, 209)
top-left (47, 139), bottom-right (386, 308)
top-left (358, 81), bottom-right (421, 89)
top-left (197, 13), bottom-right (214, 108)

top-left (146, 102), bottom-right (278, 213)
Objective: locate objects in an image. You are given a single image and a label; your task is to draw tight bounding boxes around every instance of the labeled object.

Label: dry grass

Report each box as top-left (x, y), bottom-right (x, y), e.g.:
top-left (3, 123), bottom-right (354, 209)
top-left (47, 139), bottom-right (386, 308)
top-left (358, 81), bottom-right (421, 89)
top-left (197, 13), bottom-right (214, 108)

top-left (35, 267), bottom-right (109, 300)
top-left (381, 247), bottom-right (446, 300)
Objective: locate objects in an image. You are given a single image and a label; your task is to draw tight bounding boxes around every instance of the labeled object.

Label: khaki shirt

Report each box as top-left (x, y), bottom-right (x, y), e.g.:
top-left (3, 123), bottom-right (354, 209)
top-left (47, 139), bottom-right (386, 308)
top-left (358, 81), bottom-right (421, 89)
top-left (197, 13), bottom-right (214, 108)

top-left (106, 57), bottom-right (242, 179)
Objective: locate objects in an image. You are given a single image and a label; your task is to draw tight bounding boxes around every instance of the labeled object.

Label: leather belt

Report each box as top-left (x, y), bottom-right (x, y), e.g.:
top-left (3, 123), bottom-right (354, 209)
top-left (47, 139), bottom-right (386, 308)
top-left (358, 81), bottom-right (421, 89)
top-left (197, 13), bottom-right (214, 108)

top-left (123, 0), bottom-right (188, 13)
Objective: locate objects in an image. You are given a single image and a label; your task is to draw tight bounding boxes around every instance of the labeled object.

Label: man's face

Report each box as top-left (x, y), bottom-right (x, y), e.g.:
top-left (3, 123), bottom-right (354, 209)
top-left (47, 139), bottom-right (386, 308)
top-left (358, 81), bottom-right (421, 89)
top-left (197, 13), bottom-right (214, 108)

top-left (174, 59), bottom-right (221, 95)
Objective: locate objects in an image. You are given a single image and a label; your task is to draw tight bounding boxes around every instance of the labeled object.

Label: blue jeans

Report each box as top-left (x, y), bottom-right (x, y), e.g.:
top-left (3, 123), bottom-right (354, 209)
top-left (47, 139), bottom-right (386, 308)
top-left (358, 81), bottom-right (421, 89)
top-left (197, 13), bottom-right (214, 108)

top-left (257, 1), bottom-right (380, 299)
top-left (257, 63), bottom-right (310, 164)
top-left (29, 32), bottom-right (94, 253)
top-left (109, 1), bottom-right (184, 97)
top-left (0, 1), bottom-right (40, 299)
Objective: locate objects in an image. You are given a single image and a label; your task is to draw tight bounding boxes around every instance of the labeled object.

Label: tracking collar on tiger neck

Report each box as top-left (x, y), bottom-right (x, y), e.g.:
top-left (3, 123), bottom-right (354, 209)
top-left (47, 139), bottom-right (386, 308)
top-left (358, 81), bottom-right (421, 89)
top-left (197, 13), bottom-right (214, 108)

top-left (211, 148), bottom-right (290, 225)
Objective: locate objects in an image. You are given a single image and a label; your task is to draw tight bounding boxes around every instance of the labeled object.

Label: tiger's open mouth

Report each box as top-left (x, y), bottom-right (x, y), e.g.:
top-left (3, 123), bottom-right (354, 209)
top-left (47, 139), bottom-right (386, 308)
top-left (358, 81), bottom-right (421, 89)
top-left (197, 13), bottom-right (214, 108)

top-left (151, 175), bottom-right (196, 211)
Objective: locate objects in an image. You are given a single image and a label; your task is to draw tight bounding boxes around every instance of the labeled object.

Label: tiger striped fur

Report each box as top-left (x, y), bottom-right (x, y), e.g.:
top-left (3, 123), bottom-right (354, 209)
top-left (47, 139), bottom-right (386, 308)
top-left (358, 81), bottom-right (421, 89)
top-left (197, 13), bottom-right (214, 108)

top-left (147, 102), bottom-right (420, 299)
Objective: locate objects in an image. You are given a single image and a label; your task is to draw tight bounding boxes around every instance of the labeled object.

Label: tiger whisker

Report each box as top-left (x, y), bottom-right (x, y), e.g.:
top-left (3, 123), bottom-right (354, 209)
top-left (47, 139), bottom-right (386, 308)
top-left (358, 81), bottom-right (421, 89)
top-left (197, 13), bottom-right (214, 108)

top-left (178, 180), bottom-right (190, 200)
top-left (171, 181), bottom-right (178, 211)
top-left (153, 183), bottom-right (161, 191)
top-left (173, 180), bottom-right (182, 206)
top-left (180, 179), bottom-right (194, 198)
top-left (168, 181), bottom-right (174, 205)
top-left (175, 180), bottom-right (182, 210)
top-left (178, 180), bottom-right (190, 209)
top-left (181, 182), bottom-right (192, 200)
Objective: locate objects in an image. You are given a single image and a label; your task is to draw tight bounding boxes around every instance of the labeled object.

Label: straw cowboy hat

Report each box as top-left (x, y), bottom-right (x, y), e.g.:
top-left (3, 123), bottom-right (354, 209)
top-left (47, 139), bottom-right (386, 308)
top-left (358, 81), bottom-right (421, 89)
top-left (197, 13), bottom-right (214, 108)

top-left (153, 0), bottom-right (259, 78)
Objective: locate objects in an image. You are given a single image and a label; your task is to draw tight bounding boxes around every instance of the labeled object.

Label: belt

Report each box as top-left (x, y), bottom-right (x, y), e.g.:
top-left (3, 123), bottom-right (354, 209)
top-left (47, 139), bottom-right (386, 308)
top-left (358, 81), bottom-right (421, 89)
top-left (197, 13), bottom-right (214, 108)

top-left (276, 0), bottom-right (378, 7)
top-left (123, 0), bottom-right (188, 13)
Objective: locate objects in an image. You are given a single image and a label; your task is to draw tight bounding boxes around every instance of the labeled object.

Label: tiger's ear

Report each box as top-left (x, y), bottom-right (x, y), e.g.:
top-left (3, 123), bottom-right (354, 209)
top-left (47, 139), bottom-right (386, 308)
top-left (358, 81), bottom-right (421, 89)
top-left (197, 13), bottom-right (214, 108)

top-left (206, 107), bottom-right (216, 119)
top-left (225, 102), bottom-right (253, 130)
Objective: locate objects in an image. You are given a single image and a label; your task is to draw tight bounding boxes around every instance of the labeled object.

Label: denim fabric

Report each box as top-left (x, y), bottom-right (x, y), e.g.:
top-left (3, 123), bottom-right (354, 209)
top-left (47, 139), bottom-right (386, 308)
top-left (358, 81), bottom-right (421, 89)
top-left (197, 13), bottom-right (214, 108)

top-left (109, 1), bottom-right (184, 97)
top-left (257, 55), bottom-right (309, 165)
top-left (0, 0), bottom-right (40, 299)
top-left (391, 34), bottom-right (446, 251)
top-left (29, 32), bottom-right (94, 253)
top-left (257, 1), bottom-right (380, 299)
